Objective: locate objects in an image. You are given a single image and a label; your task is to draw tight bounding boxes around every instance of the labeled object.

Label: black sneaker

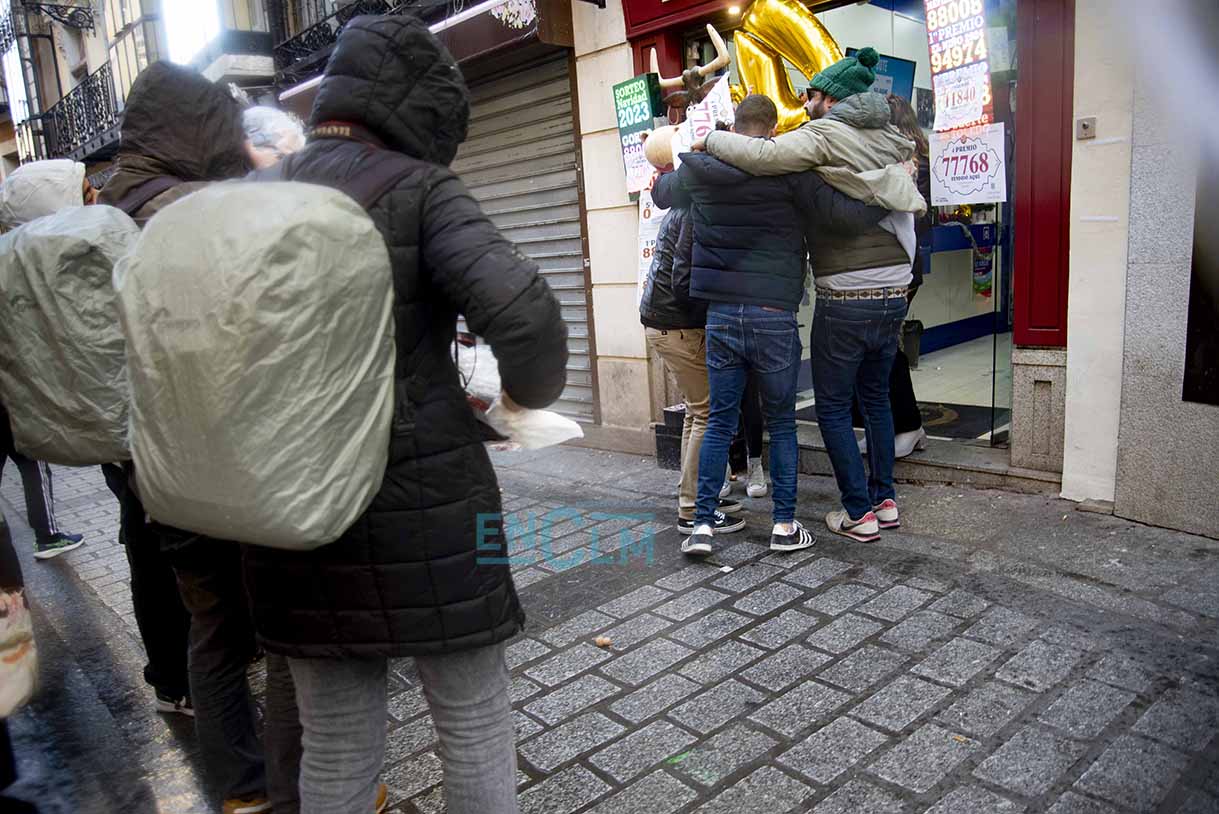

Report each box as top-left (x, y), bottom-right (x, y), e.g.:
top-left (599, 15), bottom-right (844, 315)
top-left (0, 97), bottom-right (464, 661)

top-left (770, 520), bottom-right (816, 552)
top-left (33, 533), bottom-right (84, 560)
top-left (718, 498), bottom-right (744, 515)
top-left (677, 511), bottom-right (745, 535)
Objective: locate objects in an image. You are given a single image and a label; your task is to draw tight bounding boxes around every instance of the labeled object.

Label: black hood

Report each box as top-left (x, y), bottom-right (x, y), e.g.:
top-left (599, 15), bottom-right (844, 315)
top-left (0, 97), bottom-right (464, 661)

top-left (116, 61), bottom-right (248, 182)
top-left (310, 14), bottom-right (469, 166)
top-left (678, 152), bottom-right (752, 186)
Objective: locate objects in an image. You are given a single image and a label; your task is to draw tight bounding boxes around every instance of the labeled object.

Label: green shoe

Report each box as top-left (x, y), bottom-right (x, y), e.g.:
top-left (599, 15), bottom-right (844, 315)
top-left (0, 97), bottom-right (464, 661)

top-left (34, 533), bottom-right (84, 560)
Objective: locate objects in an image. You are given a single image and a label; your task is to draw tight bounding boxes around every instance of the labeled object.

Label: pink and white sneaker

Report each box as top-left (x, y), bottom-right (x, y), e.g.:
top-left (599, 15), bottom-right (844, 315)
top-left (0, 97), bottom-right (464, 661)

top-left (825, 510), bottom-right (882, 543)
top-left (873, 499), bottom-right (900, 530)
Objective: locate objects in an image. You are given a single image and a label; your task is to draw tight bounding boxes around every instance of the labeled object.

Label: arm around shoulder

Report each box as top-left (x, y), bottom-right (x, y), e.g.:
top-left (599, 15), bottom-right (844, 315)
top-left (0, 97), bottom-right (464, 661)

top-left (706, 125), bottom-right (830, 176)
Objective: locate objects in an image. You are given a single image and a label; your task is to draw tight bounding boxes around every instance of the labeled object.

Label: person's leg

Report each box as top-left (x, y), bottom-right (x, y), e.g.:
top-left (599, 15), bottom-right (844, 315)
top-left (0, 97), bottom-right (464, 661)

top-left (264, 653), bottom-right (303, 814)
top-left (811, 300), bottom-right (873, 520)
top-left (696, 307), bottom-right (749, 526)
top-left (858, 300), bottom-right (907, 508)
top-left (172, 541), bottom-right (266, 802)
top-left (889, 349), bottom-right (923, 434)
top-left (647, 329), bottom-right (710, 522)
top-left (416, 643), bottom-right (518, 814)
top-left (289, 656), bottom-right (387, 814)
top-left (742, 309), bottom-right (801, 525)
top-left (742, 373), bottom-right (764, 459)
top-left (122, 502), bottom-right (192, 703)
top-left (9, 454), bottom-right (56, 544)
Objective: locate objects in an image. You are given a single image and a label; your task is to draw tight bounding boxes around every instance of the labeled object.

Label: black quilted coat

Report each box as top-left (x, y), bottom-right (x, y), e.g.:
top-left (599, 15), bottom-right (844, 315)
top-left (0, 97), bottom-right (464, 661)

top-left (241, 14), bottom-right (568, 658)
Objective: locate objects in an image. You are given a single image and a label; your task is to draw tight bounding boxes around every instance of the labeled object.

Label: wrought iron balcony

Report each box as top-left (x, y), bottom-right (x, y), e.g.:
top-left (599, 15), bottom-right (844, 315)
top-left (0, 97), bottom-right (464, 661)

top-left (266, 0), bottom-right (450, 81)
top-left (270, 0), bottom-right (403, 77)
top-left (43, 61), bottom-right (120, 160)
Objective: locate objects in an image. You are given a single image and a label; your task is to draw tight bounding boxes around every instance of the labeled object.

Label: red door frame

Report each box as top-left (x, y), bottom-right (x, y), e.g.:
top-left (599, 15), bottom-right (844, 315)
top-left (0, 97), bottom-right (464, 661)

top-left (1013, 0), bottom-right (1074, 347)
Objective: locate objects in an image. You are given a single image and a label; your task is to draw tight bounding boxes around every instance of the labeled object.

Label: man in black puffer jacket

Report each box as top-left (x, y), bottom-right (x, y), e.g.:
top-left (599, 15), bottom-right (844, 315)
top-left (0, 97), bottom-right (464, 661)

top-left (243, 14), bottom-right (567, 814)
top-left (673, 94), bottom-right (888, 556)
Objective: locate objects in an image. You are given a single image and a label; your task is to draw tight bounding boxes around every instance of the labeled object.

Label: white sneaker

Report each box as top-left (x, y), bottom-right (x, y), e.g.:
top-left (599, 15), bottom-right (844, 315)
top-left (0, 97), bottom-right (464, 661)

top-left (895, 427), bottom-right (928, 459)
top-left (873, 499), bottom-right (900, 529)
top-left (719, 463), bottom-right (733, 499)
top-left (746, 458), bottom-right (768, 498)
top-left (825, 510), bottom-right (881, 543)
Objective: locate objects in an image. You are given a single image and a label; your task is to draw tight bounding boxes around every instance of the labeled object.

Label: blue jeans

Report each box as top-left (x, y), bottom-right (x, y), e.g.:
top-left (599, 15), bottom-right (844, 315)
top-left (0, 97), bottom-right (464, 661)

top-left (696, 303), bottom-right (801, 525)
top-left (812, 296), bottom-right (908, 519)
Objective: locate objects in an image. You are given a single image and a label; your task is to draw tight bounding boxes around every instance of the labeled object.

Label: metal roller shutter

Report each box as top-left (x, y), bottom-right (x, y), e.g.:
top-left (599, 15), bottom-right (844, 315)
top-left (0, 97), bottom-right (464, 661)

top-left (450, 54), bottom-right (594, 423)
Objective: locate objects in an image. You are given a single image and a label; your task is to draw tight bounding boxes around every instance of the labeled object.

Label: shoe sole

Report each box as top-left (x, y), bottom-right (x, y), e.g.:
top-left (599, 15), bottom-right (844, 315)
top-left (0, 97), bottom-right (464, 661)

top-left (877, 519), bottom-right (900, 530)
top-left (33, 539), bottom-right (85, 560)
top-left (681, 542), bottom-right (713, 556)
top-left (747, 487), bottom-right (768, 498)
top-left (718, 502), bottom-right (744, 516)
top-left (827, 526), bottom-right (881, 543)
top-left (770, 538), bottom-right (816, 552)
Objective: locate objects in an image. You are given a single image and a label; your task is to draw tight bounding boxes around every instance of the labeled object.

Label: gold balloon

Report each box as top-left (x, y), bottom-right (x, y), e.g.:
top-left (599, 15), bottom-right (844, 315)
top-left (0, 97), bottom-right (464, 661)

top-left (734, 0), bottom-right (845, 133)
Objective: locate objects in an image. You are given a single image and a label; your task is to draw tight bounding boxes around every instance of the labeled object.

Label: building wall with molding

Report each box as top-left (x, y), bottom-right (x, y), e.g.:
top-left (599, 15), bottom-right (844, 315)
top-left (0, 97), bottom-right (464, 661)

top-left (573, 0), bottom-right (655, 452)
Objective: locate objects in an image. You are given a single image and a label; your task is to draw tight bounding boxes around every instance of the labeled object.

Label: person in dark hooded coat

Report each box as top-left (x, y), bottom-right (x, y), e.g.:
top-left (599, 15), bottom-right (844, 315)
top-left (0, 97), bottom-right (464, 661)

top-left (243, 14), bottom-right (567, 814)
top-left (97, 61), bottom-right (273, 814)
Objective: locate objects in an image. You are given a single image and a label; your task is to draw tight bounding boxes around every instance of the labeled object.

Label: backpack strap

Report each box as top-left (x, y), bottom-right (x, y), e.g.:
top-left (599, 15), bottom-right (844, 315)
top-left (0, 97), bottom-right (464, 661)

top-left (112, 175), bottom-right (183, 217)
top-left (338, 152), bottom-right (419, 210)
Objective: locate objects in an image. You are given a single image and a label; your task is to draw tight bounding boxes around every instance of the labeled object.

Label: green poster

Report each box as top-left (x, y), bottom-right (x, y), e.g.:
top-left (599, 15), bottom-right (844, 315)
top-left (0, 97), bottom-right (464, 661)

top-left (613, 74), bottom-right (663, 194)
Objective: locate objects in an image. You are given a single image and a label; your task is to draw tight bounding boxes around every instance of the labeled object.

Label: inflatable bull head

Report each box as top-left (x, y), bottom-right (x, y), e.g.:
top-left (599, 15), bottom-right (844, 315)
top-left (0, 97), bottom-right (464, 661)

top-left (650, 24), bottom-right (731, 115)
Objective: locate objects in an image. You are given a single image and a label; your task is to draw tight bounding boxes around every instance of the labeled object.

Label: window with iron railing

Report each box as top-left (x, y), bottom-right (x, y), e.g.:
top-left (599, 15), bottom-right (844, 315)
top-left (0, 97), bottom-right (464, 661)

top-left (265, 0), bottom-right (449, 75)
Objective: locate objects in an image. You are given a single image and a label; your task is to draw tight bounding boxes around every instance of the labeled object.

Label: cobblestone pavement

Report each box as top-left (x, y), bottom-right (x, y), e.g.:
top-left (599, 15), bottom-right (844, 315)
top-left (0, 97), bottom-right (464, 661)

top-left (4, 446), bottom-right (1219, 814)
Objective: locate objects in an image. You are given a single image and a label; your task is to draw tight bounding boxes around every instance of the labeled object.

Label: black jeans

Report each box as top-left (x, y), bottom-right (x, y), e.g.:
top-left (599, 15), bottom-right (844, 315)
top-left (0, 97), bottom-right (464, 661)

top-left (1, 410), bottom-right (60, 545)
top-left (169, 539), bottom-right (266, 800)
top-left (101, 463), bottom-right (191, 699)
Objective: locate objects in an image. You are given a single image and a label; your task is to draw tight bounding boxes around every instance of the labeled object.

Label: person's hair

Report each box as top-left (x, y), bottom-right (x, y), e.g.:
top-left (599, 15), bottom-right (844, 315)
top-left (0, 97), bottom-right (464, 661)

top-left (886, 93), bottom-right (928, 161)
top-left (734, 93), bottom-right (778, 136)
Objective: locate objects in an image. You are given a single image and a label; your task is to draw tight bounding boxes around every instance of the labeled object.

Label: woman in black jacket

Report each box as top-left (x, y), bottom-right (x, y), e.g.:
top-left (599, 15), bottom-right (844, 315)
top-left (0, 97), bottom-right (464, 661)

top-left (242, 15), bottom-right (567, 814)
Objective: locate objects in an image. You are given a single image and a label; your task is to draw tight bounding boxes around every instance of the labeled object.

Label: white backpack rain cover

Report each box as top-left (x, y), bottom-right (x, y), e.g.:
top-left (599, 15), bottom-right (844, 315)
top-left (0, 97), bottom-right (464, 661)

top-left (0, 205), bottom-right (139, 465)
top-left (115, 182), bottom-right (396, 549)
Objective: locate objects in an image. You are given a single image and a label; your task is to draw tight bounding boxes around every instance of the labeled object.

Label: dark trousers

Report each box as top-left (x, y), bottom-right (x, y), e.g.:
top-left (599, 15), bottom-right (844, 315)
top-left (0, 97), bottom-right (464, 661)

top-left (101, 464), bottom-right (191, 700)
top-left (170, 540), bottom-right (266, 800)
top-left (1, 411), bottom-right (60, 545)
top-left (740, 373), bottom-right (764, 458)
top-left (854, 349), bottom-right (922, 434)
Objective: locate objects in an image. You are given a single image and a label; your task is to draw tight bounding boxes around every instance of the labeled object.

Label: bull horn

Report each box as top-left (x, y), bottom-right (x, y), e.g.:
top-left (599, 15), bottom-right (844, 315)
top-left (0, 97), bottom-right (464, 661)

top-left (651, 47), bottom-right (685, 90)
top-left (698, 24), bottom-right (731, 77)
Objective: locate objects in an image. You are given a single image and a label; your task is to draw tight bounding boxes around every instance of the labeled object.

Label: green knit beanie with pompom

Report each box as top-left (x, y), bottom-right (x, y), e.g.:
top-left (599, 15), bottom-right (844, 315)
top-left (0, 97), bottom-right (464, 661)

top-left (810, 47), bottom-right (880, 101)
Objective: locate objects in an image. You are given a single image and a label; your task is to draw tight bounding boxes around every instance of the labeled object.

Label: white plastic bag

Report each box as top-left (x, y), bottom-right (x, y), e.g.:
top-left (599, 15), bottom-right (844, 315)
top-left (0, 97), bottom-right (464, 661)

top-left (455, 338), bottom-right (582, 450)
top-left (485, 398), bottom-right (584, 451)
top-left (455, 341), bottom-right (501, 411)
